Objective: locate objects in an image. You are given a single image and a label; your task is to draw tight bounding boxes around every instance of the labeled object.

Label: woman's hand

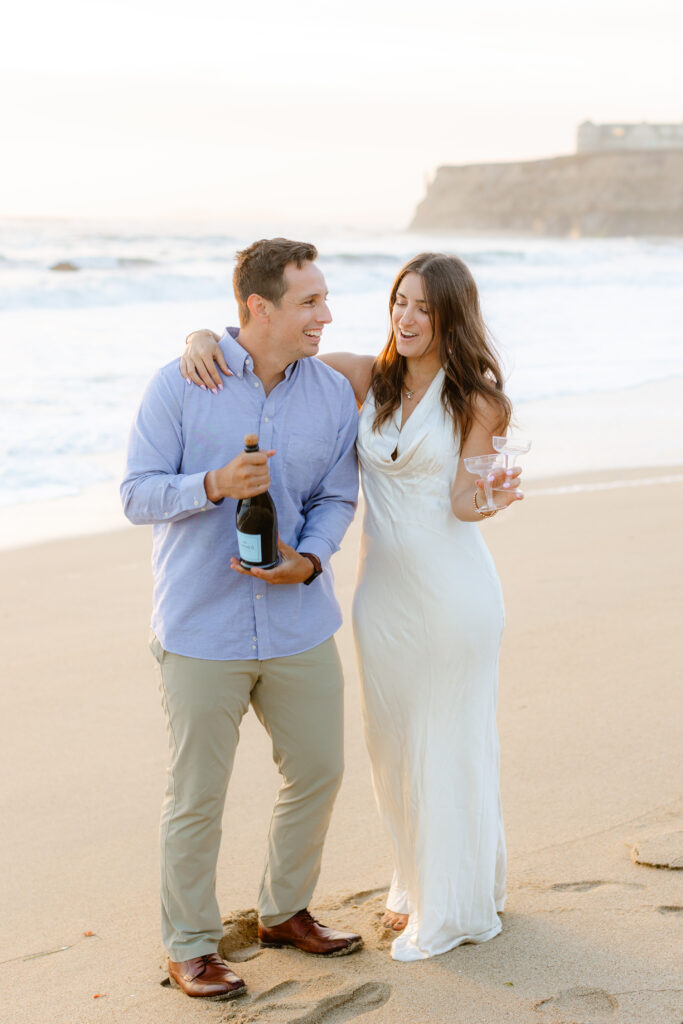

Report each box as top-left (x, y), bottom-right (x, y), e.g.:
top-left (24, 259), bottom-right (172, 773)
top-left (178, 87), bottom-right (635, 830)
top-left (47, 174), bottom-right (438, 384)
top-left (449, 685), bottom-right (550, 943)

top-left (474, 466), bottom-right (524, 513)
top-left (450, 394), bottom-right (526, 520)
top-left (181, 330), bottom-right (230, 392)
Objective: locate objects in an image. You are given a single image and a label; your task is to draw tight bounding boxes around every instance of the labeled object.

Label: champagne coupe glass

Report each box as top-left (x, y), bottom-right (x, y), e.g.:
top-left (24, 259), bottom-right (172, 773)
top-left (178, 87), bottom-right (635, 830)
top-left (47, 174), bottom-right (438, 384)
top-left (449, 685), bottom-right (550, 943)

top-left (463, 454), bottom-right (508, 512)
top-left (492, 435), bottom-right (532, 469)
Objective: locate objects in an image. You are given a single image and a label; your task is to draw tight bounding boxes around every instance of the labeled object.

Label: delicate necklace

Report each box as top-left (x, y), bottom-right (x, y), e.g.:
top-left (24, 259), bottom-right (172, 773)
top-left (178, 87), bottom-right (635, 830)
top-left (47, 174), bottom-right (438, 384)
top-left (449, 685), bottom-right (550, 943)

top-left (403, 375), bottom-right (435, 400)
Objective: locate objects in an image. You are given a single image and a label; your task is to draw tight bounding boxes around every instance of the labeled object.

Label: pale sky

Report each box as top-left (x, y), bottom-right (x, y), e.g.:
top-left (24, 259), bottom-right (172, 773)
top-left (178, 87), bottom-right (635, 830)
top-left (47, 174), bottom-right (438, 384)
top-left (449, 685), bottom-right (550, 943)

top-left (2, 0), bottom-right (681, 228)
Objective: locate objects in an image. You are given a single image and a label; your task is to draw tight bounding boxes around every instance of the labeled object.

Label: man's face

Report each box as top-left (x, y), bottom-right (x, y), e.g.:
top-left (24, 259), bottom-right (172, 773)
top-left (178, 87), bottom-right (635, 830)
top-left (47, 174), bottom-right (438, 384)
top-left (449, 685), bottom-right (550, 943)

top-left (265, 261), bottom-right (332, 361)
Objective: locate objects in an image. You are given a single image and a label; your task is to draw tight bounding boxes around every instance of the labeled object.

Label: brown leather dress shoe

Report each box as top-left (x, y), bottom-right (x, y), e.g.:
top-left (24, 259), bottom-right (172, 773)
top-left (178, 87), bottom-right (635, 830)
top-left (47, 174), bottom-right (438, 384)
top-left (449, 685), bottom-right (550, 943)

top-left (258, 909), bottom-right (363, 957)
top-left (167, 953), bottom-right (246, 1001)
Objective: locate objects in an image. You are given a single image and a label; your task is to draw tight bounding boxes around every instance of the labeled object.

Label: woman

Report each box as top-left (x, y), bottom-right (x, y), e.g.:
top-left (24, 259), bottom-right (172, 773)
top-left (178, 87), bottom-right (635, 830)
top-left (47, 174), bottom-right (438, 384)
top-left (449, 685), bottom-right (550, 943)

top-left (181, 253), bottom-right (523, 961)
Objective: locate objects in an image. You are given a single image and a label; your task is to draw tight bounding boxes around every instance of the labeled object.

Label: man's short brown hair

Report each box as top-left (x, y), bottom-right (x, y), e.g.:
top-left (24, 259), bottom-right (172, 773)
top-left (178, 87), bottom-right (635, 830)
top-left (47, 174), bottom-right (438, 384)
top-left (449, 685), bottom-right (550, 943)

top-left (233, 238), bottom-right (318, 325)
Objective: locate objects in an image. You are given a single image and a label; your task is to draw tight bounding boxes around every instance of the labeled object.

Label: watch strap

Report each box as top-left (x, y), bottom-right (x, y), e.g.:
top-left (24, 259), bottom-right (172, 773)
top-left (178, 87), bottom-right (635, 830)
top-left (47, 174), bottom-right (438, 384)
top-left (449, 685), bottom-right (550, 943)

top-left (299, 551), bottom-right (323, 585)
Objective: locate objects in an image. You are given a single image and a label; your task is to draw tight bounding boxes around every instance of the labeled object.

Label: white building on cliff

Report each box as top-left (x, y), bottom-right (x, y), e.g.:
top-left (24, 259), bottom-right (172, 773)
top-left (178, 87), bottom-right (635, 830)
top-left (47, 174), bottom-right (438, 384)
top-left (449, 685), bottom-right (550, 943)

top-left (577, 121), bottom-right (683, 153)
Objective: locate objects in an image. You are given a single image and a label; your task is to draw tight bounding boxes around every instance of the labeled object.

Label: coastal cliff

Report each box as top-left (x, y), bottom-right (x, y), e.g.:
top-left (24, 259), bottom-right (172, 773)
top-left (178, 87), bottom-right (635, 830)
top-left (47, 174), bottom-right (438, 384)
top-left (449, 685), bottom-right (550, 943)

top-left (410, 151), bottom-right (683, 236)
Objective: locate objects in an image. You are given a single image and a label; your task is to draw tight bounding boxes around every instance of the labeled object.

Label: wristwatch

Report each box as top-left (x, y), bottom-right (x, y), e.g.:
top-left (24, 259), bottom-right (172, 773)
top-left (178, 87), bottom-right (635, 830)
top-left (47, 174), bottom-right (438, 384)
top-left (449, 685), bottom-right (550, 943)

top-left (299, 552), bottom-right (323, 586)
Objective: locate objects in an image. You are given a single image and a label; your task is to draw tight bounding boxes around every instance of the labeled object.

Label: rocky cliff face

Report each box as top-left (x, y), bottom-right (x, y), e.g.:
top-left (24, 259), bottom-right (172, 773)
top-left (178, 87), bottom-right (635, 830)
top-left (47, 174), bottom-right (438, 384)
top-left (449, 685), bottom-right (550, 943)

top-left (410, 152), bottom-right (683, 236)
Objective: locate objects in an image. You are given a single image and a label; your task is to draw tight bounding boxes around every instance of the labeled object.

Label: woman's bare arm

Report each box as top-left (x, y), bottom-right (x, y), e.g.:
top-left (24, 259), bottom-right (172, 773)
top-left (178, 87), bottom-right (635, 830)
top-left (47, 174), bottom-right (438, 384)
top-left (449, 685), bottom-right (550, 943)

top-left (181, 332), bottom-right (374, 404)
top-left (317, 352), bottom-right (374, 405)
top-left (450, 394), bottom-right (524, 521)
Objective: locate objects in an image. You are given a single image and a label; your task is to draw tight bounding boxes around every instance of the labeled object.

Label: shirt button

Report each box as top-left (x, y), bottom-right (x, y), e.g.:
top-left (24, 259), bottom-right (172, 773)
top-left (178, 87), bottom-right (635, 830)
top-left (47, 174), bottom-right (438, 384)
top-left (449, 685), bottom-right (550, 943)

top-left (252, 635), bottom-right (257, 641)
top-left (253, 381), bottom-right (259, 388)
top-left (237, 372), bottom-right (242, 378)
top-left (193, 499), bottom-right (199, 506)
top-left (264, 416), bottom-right (269, 423)
top-left (255, 594), bottom-right (263, 600)
top-left (252, 644), bottom-right (257, 650)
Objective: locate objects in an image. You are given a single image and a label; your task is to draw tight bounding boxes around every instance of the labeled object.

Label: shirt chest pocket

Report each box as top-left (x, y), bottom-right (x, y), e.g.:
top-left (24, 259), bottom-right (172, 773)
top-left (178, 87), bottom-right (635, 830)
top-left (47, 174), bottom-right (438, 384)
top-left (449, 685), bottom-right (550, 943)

top-left (283, 431), bottom-right (333, 495)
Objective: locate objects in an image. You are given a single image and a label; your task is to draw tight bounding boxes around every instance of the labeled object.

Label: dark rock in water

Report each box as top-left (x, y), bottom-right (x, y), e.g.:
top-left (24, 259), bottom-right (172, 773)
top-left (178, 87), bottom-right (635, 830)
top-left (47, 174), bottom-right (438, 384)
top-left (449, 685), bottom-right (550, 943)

top-left (411, 151), bottom-right (683, 237)
top-left (50, 261), bottom-right (79, 272)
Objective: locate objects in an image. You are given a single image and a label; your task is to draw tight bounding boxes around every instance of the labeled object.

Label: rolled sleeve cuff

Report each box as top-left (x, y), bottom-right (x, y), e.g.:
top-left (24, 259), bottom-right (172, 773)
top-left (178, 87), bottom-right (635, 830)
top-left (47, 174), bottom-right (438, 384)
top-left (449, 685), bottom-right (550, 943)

top-left (296, 535), bottom-right (335, 567)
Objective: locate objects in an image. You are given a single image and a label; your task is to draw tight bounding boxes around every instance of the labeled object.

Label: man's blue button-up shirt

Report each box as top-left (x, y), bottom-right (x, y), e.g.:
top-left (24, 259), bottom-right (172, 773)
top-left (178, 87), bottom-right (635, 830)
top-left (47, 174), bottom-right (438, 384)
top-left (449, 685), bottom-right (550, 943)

top-left (121, 329), bottom-right (359, 661)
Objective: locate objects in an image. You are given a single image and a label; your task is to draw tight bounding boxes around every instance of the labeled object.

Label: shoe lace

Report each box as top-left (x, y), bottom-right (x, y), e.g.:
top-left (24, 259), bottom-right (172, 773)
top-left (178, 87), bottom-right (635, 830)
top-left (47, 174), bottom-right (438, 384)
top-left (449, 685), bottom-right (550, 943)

top-left (197, 953), bottom-right (219, 974)
top-left (297, 909), bottom-right (321, 932)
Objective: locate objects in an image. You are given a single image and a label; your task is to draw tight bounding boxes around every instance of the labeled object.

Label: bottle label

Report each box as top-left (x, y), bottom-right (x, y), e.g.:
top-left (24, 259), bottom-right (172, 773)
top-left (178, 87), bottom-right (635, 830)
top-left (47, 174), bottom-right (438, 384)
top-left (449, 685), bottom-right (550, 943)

top-left (237, 529), bottom-right (262, 563)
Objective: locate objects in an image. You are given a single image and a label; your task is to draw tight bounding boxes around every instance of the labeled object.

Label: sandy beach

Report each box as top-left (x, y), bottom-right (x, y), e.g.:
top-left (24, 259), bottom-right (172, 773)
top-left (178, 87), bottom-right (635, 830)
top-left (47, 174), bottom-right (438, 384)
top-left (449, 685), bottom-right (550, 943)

top-left (1, 467), bottom-right (681, 1024)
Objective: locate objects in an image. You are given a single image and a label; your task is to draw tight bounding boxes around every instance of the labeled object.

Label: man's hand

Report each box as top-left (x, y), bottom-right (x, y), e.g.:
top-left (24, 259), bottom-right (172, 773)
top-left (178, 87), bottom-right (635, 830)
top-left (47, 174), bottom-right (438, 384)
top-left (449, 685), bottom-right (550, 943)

top-left (204, 450), bottom-right (276, 503)
top-left (230, 539), bottom-right (317, 585)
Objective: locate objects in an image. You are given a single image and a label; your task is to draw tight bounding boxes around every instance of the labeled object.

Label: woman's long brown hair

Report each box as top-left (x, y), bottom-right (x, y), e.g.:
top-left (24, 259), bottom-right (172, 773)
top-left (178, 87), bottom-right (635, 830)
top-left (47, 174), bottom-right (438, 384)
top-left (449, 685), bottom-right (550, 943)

top-left (371, 253), bottom-right (511, 446)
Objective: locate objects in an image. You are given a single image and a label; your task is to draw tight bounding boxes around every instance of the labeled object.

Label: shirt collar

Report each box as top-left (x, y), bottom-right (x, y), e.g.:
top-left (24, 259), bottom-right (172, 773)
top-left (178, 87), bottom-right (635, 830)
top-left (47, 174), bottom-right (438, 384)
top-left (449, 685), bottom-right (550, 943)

top-left (219, 327), bottom-right (250, 376)
top-left (219, 327), bottom-right (299, 381)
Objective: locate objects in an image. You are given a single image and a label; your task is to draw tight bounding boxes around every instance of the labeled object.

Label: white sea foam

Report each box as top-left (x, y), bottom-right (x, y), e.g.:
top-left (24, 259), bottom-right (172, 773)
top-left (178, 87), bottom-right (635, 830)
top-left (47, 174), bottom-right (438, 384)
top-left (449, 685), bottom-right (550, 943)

top-left (1, 217), bottom-right (682, 518)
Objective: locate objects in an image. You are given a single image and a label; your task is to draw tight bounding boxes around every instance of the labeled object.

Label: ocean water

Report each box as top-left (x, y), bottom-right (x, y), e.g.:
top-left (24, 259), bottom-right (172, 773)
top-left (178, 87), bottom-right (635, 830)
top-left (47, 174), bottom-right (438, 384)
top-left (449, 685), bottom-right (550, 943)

top-left (1, 217), bottom-right (682, 511)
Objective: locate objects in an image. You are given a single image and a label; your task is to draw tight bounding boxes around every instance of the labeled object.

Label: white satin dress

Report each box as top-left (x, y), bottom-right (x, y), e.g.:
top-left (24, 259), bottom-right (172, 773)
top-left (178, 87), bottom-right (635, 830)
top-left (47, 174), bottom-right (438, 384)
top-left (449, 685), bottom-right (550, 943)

top-left (352, 371), bottom-right (506, 961)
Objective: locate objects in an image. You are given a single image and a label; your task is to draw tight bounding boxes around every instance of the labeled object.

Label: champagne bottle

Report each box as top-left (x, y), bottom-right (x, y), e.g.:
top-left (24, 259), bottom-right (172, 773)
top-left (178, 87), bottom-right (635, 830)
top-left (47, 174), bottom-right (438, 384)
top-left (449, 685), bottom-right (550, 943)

top-left (235, 434), bottom-right (279, 569)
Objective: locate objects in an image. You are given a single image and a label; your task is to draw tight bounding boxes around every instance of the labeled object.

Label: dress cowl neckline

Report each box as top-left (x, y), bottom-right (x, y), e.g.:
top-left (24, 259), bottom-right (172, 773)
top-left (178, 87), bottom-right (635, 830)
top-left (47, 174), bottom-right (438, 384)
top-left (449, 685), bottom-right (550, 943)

top-left (363, 369), bottom-right (445, 469)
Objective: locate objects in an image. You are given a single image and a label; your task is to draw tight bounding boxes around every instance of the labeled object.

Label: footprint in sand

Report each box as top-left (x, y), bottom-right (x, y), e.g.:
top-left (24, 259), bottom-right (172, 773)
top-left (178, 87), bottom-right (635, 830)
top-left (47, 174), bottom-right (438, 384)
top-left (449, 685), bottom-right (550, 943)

top-left (549, 880), bottom-right (608, 893)
top-left (548, 880), bottom-right (644, 893)
top-left (219, 909), bottom-right (263, 963)
top-left (333, 888), bottom-right (388, 908)
top-left (630, 830), bottom-right (683, 870)
top-left (316, 890), bottom-right (395, 952)
top-left (223, 976), bottom-right (391, 1024)
top-left (217, 894), bottom-right (395, 960)
top-left (534, 986), bottom-right (618, 1017)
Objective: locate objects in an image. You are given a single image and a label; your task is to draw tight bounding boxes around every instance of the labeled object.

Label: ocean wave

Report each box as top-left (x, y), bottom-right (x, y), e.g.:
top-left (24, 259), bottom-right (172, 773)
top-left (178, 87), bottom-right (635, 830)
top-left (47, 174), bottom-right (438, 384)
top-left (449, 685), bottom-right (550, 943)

top-left (44, 256), bottom-right (160, 272)
top-left (1, 262), bottom-right (682, 311)
top-left (0, 271), bottom-right (230, 310)
top-left (1, 217), bottom-right (682, 513)
top-left (118, 257), bottom-right (157, 268)
top-left (1, 221), bottom-right (682, 314)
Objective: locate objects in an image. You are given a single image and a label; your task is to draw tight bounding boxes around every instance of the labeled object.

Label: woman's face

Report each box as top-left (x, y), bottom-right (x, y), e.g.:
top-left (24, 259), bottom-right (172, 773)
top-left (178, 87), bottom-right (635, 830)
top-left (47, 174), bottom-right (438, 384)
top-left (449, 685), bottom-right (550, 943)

top-left (392, 272), bottom-right (437, 360)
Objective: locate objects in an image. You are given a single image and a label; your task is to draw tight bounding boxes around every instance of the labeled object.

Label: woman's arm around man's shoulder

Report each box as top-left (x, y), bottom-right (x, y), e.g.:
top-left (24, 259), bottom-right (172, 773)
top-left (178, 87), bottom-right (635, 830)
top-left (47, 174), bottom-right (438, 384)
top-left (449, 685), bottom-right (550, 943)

top-left (317, 352), bottom-right (374, 406)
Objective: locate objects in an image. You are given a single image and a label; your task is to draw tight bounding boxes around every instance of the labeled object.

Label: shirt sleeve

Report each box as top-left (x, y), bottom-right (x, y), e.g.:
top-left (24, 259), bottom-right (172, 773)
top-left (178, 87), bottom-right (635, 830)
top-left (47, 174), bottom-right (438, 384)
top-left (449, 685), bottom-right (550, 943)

top-left (120, 368), bottom-right (217, 525)
top-left (296, 381), bottom-right (359, 565)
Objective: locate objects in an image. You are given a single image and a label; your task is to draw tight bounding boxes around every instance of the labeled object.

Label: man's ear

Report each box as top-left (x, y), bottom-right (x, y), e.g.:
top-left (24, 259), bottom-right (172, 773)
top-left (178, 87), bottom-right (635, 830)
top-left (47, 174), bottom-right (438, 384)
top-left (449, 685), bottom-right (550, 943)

top-left (246, 293), bottom-right (270, 323)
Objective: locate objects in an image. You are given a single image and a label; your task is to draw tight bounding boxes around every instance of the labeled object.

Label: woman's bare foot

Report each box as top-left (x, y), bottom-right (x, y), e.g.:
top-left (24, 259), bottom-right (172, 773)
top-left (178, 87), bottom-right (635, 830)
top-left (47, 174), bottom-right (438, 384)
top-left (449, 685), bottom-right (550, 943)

top-left (381, 910), bottom-right (408, 931)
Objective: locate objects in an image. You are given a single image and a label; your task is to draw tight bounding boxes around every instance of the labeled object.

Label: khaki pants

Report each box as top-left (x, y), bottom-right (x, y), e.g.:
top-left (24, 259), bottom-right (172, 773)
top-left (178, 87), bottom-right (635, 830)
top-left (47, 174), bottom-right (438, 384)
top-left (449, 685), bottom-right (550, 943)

top-left (150, 634), bottom-right (344, 962)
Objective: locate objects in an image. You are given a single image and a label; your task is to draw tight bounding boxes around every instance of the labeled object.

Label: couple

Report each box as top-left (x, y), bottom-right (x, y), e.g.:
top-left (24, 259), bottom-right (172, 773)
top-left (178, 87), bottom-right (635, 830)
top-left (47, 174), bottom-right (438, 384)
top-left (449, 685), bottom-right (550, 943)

top-left (121, 237), bottom-right (522, 1001)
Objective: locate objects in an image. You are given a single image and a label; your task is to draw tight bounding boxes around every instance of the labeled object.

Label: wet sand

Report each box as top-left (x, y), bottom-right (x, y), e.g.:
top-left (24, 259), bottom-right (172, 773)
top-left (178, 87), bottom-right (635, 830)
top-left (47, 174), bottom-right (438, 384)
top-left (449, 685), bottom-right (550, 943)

top-left (1, 468), bottom-right (681, 1023)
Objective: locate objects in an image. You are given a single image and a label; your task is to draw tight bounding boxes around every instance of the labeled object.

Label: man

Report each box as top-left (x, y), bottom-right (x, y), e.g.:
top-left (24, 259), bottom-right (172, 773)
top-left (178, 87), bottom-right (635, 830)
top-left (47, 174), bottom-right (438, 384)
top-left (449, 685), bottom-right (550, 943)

top-left (121, 238), bottom-right (361, 1002)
